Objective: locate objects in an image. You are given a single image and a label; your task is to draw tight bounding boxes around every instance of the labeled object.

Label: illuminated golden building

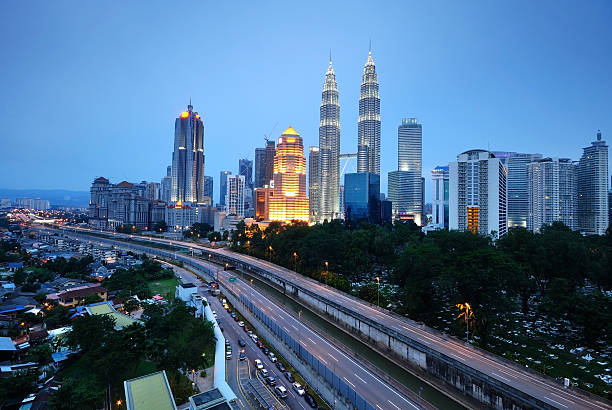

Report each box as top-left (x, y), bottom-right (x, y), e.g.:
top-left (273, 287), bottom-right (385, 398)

top-left (269, 127), bottom-right (309, 223)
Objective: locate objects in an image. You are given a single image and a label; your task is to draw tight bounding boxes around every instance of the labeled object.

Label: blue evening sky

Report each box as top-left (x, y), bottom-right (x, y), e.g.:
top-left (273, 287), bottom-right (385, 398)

top-left (1, 1), bottom-right (610, 203)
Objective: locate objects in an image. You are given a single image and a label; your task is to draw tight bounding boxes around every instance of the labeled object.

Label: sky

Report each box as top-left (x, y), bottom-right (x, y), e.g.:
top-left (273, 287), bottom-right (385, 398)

top-left (0, 0), bottom-right (610, 203)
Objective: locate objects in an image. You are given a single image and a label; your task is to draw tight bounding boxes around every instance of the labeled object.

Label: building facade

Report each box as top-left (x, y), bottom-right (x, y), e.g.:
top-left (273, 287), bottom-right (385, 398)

top-left (308, 146), bottom-right (321, 223)
top-left (357, 50), bottom-right (381, 175)
top-left (204, 176), bottom-right (213, 201)
top-left (255, 186), bottom-right (273, 221)
top-left (527, 158), bottom-right (577, 232)
top-left (493, 152), bottom-right (543, 229)
top-left (577, 131), bottom-right (609, 235)
top-left (171, 103), bottom-right (205, 204)
top-left (160, 165), bottom-right (172, 203)
top-left (225, 174), bottom-right (245, 218)
top-left (219, 171), bottom-right (231, 207)
top-left (344, 172), bottom-right (380, 224)
top-left (269, 127), bottom-right (309, 223)
top-left (319, 59), bottom-right (341, 221)
top-left (431, 166), bottom-right (450, 229)
top-left (255, 140), bottom-right (276, 188)
top-left (449, 150), bottom-right (507, 237)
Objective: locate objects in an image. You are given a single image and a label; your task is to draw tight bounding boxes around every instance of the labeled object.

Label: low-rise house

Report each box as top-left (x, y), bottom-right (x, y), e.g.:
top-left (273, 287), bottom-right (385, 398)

top-left (46, 283), bottom-right (107, 307)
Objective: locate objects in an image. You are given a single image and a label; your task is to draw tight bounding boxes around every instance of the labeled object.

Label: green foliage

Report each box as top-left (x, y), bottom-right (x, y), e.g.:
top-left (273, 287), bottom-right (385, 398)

top-left (83, 293), bottom-right (103, 305)
top-left (44, 304), bottom-right (72, 329)
top-left (0, 370), bottom-right (38, 406)
top-left (183, 222), bottom-right (213, 239)
top-left (123, 298), bottom-right (140, 313)
top-left (42, 256), bottom-right (94, 279)
top-left (26, 343), bottom-right (52, 365)
top-left (67, 314), bottom-right (116, 352)
top-left (153, 220), bottom-right (167, 233)
top-left (47, 377), bottom-right (105, 410)
top-left (116, 224), bottom-right (141, 233)
top-left (104, 260), bottom-right (173, 299)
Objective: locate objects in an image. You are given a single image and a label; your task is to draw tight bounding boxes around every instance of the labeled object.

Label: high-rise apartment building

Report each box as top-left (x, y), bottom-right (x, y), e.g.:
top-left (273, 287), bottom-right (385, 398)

top-left (308, 146), bottom-right (321, 223)
top-left (431, 166), bottom-right (450, 229)
top-left (226, 174), bottom-right (245, 218)
top-left (449, 150), bottom-right (507, 237)
top-left (171, 103), bottom-right (205, 204)
top-left (219, 171), bottom-right (231, 206)
top-left (527, 158), bottom-right (577, 232)
top-left (577, 131), bottom-right (609, 235)
top-left (319, 59), bottom-right (341, 221)
top-left (255, 140), bottom-right (276, 188)
top-left (204, 176), bottom-right (213, 201)
top-left (357, 50), bottom-right (381, 175)
top-left (269, 127), bottom-right (309, 223)
top-left (493, 152), bottom-right (543, 229)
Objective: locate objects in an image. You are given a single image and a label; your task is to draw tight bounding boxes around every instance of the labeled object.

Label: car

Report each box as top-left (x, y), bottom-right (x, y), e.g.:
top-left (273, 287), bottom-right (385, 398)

top-left (225, 340), bottom-right (230, 347)
top-left (238, 321), bottom-right (244, 327)
top-left (257, 341), bottom-right (264, 349)
top-left (227, 308), bottom-right (232, 314)
top-left (250, 334), bottom-right (258, 342)
top-left (212, 310), bottom-right (217, 319)
top-left (268, 352), bottom-right (277, 362)
top-left (243, 325), bottom-right (249, 332)
top-left (233, 316), bottom-right (240, 322)
top-left (284, 372), bottom-right (295, 383)
top-left (304, 393), bottom-right (318, 408)
top-left (276, 362), bottom-right (286, 372)
top-left (231, 313), bottom-right (236, 319)
top-left (225, 351), bottom-right (232, 360)
top-left (265, 376), bottom-right (276, 386)
top-left (293, 382), bottom-right (305, 396)
top-left (239, 351), bottom-right (246, 361)
top-left (260, 368), bottom-right (269, 378)
top-left (274, 385), bottom-right (288, 399)
top-left (263, 347), bottom-right (269, 355)
top-left (254, 359), bottom-right (263, 370)
top-left (238, 339), bottom-right (246, 347)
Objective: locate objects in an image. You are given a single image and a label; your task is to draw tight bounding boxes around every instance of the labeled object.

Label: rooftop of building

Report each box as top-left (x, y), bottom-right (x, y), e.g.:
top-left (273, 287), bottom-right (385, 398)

top-left (116, 181), bottom-right (134, 188)
top-left (281, 126), bottom-right (299, 136)
top-left (0, 336), bottom-right (16, 351)
top-left (124, 370), bottom-right (177, 410)
top-left (85, 301), bottom-right (140, 329)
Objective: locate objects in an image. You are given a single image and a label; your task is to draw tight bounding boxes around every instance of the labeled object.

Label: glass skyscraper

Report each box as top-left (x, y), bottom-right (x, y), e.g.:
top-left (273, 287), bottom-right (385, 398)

top-left (171, 103), bottom-right (205, 204)
top-left (255, 140), bottom-right (275, 188)
top-left (308, 146), bottom-right (321, 223)
top-left (493, 151), bottom-right (542, 228)
top-left (344, 172), bottom-right (380, 224)
top-left (319, 59), bottom-right (341, 222)
top-left (219, 170), bottom-right (231, 206)
top-left (357, 50), bottom-right (381, 175)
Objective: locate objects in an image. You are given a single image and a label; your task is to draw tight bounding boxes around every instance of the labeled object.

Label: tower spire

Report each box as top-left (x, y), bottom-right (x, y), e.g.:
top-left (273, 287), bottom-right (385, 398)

top-left (369, 37), bottom-right (372, 55)
top-left (329, 48), bottom-right (332, 64)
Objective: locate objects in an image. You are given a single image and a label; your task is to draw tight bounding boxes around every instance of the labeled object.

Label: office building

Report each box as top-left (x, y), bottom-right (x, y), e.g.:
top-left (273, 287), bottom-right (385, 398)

top-left (319, 58), bottom-right (341, 221)
top-left (255, 186), bottom-right (273, 221)
top-left (431, 166), bottom-right (450, 229)
top-left (160, 165), bottom-right (172, 203)
top-left (226, 174), bottom-right (245, 218)
top-left (255, 140), bottom-right (276, 188)
top-left (493, 152), bottom-right (543, 229)
top-left (387, 118), bottom-right (423, 224)
top-left (239, 158), bottom-right (254, 215)
top-left (344, 172), bottom-right (380, 224)
top-left (219, 171), bottom-right (231, 206)
top-left (203, 176), bottom-right (213, 201)
top-left (449, 150), bottom-right (507, 237)
top-left (171, 103), bottom-right (205, 204)
top-left (357, 50), bottom-right (381, 175)
top-left (577, 131), bottom-right (609, 235)
top-left (527, 158), bottom-right (577, 232)
top-left (145, 182), bottom-right (160, 201)
top-left (269, 127), bottom-right (309, 223)
top-left (308, 146), bottom-right (321, 223)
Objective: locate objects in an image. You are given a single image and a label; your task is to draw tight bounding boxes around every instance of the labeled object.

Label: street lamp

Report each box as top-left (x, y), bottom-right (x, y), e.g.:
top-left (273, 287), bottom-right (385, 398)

top-left (456, 302), bottom-right (473, 343)
top-left (375, 276), bottom-right (380, 307)
top-left (324, 261), bottom-right (329, 285)
top-left (268, 246), bottom-right (273, 262)
top-left (293, 252), bottom-right (298, 271)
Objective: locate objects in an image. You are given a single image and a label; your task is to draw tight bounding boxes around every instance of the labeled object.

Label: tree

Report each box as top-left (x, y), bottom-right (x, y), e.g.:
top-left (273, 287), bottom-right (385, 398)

top-left (123, 298), bottom-right (140, 314)
top-left (48, 378), bottom-right (104, 410)
top-left (26, 343), bottom-right (52, 365)
top-left (153, 220), bottom-right (167, 233)
top-left (0, 370), bottom-right (37, 406)
top-left (44, 305), bottom-right (72, 329)
top-left (67, 314), bottom-right (115, 352)
top-left (83, 293), bottom-right (103, 305)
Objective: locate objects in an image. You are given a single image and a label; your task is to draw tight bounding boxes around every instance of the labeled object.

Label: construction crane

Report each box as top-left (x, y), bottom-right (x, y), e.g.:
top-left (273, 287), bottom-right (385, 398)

top-left (264, 121), bottom-right (279, 143)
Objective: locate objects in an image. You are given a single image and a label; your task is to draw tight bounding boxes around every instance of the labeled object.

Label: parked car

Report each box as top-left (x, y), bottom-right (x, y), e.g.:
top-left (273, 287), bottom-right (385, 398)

top-left (284, 372), bottom-right (295, 383)
top-left (225, 340), bottom-right (230, 347)
top-left (268, 352), bottom-right (277, 362)
top-left (257, 341), bottom-right (264, 349)
top-left (265, 376), bottom-right (276, 386)
top-left (263, 347), bottom-right (269, 355)
top-left (254, 359), bottom-right (263, 370)
top-left (239, 351), bottom-right (246, 361)
top-left (238, 321), bottom-right (244, 327)
top-left (231, 313), bottom-right (236, 319)
top-left (238, 339), bottom-right (246, 347)
top-left (233, 315), bottom-right (240, 322)
top-left (243, 325), bottom-right (249, 332)
top-left (260, 368), bottom-right (269, 378)
top-left (274, 385), bottom-right (288, 399)
top-left (293, 382), bottom-right (305, 396)
top-left (276, 362), bottom-right (286, 372)
top-left (304, 393), bottom-right (318, 408)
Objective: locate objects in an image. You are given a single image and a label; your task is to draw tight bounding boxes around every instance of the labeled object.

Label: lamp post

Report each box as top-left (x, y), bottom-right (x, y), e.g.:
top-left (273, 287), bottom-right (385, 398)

top-left (268, 246), bottom-right (273, 262)
top-left (375, 276), bottom-right (380, 307)
top-left (456, 302), bottom-right (473, 343)
top-left (293, 252), bottom-right (298, 271)
top-left (324, 261), bottom-right (329, 285)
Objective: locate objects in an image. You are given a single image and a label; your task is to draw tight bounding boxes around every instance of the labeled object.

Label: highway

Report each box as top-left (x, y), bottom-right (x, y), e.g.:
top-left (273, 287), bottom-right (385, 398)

top-left (50, 227), bottom-right (611, 410)
top-left (53, 228), bottom-right (424, 410)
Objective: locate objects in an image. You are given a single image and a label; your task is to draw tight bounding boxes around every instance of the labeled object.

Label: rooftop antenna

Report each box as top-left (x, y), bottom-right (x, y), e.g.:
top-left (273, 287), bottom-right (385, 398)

top-left (369, 37), bottom-right (372, 54)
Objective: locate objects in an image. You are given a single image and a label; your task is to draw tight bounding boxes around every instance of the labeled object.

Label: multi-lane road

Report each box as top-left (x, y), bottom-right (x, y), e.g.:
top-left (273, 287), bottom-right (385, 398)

top-left (50, 227), bottom-right (611, 410)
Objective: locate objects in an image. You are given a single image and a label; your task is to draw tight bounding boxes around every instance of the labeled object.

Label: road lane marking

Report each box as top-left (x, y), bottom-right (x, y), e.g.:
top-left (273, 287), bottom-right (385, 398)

top-left (354, 373), bottom-right (366, 384)
top-left (376, 405), bottom-right (384, 410)
top-left (449, 353), bottom-right (465, 362)
top-left (491, 372), bottom-right (511, 382)
top-left (544, 396), bottom-right (568, 408)
top-left (328, 353), bottom-right (338, 362)
top-left (319, 357), bottom-right (328, 365)
top-left (387, 400), bottom-right (402, 410)
top-left (308, 337), bottom-right (317, 345)
top-left (344, 378), bottom-right (356, 388)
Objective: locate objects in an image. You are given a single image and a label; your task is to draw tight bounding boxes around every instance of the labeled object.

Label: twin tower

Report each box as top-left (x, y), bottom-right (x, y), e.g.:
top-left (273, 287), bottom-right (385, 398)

top-left (310, 50), bottom-right (381, 223)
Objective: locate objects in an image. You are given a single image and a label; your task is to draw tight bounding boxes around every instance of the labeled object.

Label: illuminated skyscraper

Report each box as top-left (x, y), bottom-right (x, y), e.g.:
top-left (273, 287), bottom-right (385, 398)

top-left (171, 103), bottom-right (205, 203)
top-left (308, 146), bottom-right (321, 222)
top-left (357, 50), bottom-right (381, 174)
top-left (319, 58), bottom-right (341, 221)
top-left (578, 130), bottom-right (609, 235)
top-left (269, 127), bottom-right (309, 223)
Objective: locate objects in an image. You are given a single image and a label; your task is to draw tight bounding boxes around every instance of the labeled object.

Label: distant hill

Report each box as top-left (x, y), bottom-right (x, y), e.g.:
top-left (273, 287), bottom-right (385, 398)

top-left (0, 188), bottom-right (89, 207)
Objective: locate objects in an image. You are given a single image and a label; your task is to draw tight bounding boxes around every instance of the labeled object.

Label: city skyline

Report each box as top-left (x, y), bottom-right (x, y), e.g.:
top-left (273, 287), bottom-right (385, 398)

top-left (0, 2), bottom-right (610, 204)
